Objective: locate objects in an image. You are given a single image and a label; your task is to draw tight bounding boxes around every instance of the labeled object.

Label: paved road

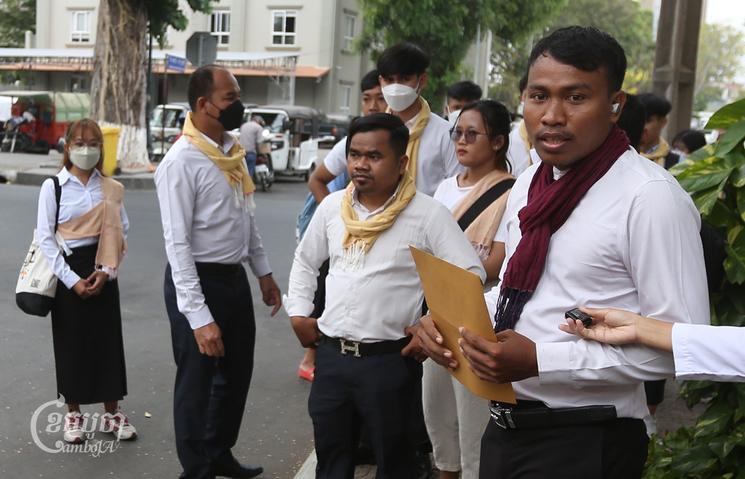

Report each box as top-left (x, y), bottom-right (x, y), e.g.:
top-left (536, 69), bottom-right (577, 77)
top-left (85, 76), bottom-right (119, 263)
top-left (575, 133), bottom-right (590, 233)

top-left (0, 179), bottom-right (314, 478)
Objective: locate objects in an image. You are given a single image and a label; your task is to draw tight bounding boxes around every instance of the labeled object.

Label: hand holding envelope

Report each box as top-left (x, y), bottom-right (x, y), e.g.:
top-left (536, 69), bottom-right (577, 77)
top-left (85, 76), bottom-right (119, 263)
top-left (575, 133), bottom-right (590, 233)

top-left (411, 246), bottom-right (516, 403)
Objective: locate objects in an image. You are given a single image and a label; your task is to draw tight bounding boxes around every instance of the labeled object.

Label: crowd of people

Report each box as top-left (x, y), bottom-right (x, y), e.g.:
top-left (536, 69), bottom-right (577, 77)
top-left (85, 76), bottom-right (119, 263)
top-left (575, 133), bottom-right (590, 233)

top-left (29, 23), bottom-right (743, 479)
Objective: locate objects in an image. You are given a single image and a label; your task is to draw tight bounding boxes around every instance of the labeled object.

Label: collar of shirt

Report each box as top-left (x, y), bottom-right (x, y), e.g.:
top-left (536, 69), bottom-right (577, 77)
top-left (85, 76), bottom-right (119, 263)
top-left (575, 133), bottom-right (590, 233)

top-left (404, 110), bottom-right (422, 131)
top-left (199, 130), bottom-right (236, 154)
top-left (58, 166), bottom-right (102, 186)
top-left (350, 181), bottom-right (402, 220)
top-left (552, 166), bottom-right (569, 181)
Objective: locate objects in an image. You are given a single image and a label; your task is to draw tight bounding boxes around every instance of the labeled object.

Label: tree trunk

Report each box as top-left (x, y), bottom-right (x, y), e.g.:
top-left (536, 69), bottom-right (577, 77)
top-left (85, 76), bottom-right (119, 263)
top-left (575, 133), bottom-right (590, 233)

top-left (90, 0), bottom-right (153, 173)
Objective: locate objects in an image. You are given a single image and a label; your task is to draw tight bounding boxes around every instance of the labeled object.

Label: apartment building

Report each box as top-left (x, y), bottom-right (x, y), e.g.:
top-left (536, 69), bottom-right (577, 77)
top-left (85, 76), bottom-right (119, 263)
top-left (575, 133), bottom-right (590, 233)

top-left (4, 0), bottom-right (491, 116)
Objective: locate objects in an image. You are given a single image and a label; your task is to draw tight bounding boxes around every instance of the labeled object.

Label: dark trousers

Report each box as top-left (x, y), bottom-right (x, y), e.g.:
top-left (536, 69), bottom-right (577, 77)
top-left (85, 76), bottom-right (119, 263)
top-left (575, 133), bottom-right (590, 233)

top-left (309, 341), bottom-right (422, 479)
top-left (479, 416), bottom-right (648, 479)
top-left (165, 264), bottom-right (256, 479)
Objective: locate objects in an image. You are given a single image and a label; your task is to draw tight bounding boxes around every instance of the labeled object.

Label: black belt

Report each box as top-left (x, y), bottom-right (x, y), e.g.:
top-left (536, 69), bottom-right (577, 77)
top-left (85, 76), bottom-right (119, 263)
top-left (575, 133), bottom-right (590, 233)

top-left (321, 336), bottom-right (411, 357)
top-left (194, 262), bottom-right (243, 276)
top-left (489, 400), bottom-right (617, 430)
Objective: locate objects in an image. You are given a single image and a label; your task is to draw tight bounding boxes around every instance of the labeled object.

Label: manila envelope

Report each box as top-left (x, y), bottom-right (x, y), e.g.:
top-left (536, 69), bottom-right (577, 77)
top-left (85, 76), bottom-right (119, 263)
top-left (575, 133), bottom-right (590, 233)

top-left (410, 246), bottom-right (516, 403)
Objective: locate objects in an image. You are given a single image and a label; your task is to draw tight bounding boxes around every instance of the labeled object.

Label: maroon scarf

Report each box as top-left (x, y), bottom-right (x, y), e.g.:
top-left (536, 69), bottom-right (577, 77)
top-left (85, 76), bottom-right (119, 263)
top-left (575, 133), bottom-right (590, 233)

top-left (494, 125), bottom-right (630, 332)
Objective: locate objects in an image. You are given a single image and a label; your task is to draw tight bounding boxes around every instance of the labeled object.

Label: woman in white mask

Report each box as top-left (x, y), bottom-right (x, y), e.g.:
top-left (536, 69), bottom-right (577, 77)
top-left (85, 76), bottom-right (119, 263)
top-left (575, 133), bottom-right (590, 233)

top-left (35, 119), bottom-right (136, 445)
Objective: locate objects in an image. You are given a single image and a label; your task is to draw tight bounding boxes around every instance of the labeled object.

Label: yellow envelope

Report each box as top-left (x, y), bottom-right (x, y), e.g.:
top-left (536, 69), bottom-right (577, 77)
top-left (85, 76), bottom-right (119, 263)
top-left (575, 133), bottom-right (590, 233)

top-left (410, 246), bottom-right (516, 403)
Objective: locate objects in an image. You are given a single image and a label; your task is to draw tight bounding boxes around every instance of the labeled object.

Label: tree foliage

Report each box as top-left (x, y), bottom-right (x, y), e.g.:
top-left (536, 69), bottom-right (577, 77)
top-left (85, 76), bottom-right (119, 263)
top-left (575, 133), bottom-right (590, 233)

top-left (357, 0), bottom-right (565, 108)
top-left (644, 97), bottom-right (745, 478)
top-left (0, 0), bottom-right (35, 47)
top-left (490, 0), bottom-right (655, 111)
top-left (694, 23), bottom-right (745, 112)
top-left (145, 0), bottom-right (215, 45)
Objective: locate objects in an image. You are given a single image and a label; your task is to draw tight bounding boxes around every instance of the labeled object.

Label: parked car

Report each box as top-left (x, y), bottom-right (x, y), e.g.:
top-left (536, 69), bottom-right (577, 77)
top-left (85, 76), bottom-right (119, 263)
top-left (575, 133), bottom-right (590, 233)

top-left (149, 102), bottom-right (190, 162)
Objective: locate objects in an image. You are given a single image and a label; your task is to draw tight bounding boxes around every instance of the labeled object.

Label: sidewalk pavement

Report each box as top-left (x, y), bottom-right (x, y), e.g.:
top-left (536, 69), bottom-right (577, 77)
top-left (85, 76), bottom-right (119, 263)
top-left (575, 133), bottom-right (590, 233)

top-left (0, 150), bottom-right (155, 189)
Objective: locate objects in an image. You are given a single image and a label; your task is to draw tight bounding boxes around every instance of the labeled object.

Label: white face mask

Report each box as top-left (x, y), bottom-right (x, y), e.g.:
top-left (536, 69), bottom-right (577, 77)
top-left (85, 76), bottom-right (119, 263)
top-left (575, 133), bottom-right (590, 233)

top-left (382, 79), bottom-right (420, 112)
top-left (69, 146), bottom-right (100, 170)
top-left (447, 109), bottom-right (462, 126)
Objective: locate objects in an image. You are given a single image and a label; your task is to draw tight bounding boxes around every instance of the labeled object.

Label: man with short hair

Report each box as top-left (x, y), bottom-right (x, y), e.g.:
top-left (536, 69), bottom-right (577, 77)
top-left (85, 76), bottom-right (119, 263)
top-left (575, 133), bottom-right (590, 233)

top-left (155, 65), bottom-right (282, 479)
top-left (376, 42), bottom-right (460, 196)
top-left (239, 115), bottom-right (264, 177)
top-left (420, 26), bottom-right (709, 479)
top-left (444, 80), bottom-right (483, 123)
top-left (638, 92), bottom-right (679, 168)
top-left (286, 113), bottom-right (484, 478)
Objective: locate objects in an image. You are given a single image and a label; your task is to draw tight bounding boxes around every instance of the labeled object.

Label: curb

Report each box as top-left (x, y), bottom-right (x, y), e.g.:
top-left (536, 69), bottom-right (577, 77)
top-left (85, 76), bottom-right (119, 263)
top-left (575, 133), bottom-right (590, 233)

top-left (11, 168), bottom-right (155, 190)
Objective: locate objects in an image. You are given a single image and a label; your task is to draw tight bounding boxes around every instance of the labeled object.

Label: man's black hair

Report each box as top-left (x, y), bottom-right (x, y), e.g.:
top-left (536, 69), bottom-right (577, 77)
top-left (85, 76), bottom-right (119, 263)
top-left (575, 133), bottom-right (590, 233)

top-left (360, 69), bottom-right (380, 92)
top-left (637, 93), bottom-right (672, 119)
top-left (672, 129), bottom-right (707, 153)
top-left (377, 42), bottom-right (430, 77)
top-left (187, 64), bottom-right (221, 111)
top-left (528, 26), bottom-right (627, 93)
top-left (617, 94), bottom-right (646, 150)
top-left (346, 113), bottom-right (410, 158)
top-left (446, 81), bottom-right (483, 102)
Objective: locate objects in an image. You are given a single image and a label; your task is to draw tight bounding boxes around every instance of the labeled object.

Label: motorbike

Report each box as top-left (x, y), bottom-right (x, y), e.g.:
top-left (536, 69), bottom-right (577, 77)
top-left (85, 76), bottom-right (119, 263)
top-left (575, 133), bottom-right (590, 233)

top-left (253, 130), bottom-right (275, 191)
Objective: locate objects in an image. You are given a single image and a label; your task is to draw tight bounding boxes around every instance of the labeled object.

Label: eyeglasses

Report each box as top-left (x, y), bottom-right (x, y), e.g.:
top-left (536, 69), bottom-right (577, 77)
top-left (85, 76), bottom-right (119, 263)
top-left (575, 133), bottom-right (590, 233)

top-left (450, 128), bottom-right (488, 144)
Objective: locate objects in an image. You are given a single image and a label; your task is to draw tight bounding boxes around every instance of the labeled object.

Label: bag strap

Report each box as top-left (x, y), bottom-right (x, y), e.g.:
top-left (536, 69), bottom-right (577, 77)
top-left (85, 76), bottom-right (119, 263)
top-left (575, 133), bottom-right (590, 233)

top-left (457, 178), bottom-right (515, 231)
top-left (52, 176), bottom-right (61, 234)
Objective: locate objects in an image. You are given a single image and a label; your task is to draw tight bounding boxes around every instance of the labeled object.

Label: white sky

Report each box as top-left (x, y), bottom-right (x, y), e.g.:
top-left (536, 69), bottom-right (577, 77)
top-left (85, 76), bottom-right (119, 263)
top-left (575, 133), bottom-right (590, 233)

top-left (706, 0), bottom-right (745, 28)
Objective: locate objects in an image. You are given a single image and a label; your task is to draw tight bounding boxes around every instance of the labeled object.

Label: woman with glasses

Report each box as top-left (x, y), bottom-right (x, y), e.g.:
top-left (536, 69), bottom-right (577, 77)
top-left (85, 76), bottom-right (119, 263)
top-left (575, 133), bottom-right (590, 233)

top-left (423, 100), bottom-right (514, 479)
top-left (35, 119), bottom-right (136, 444)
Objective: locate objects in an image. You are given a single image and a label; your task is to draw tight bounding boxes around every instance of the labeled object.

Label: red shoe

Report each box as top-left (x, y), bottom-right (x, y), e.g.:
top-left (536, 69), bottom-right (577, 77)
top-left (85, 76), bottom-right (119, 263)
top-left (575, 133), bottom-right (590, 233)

top-left (297, 365), bottom-right (315, 382)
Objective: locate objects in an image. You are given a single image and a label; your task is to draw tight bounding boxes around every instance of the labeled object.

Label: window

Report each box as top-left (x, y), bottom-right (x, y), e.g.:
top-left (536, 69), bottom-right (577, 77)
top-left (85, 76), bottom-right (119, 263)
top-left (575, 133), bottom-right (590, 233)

top-left (211, 10), bottom-right (231, 46)
top-left (343, 14), bottom-right (356, 51)
top-left (340, 85), bottom-right (352, 112)
top-left (272, 10), bottom-right (296, 45)
top-left (70, 10), bottom-right (91, 43)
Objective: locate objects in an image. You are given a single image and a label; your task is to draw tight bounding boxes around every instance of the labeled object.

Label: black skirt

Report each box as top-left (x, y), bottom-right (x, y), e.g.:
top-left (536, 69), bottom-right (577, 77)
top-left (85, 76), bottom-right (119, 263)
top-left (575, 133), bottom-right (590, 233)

top-left (51, 244), bottom-right (127, 405)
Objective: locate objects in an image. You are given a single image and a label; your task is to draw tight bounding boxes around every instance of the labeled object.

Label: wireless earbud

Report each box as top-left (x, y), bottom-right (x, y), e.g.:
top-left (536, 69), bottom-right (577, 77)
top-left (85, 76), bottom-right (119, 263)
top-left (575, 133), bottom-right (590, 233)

top-left (611, 103), bottom-right (620, 113)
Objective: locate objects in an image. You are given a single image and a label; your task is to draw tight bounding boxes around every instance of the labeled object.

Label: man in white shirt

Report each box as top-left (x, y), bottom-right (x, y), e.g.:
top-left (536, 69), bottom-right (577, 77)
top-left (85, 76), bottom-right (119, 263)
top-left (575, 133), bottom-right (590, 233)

top-left (285, 113), bottom-right (484, 478)
top-left (238, 116), bottom-right (264, 177)
top-left (312, 44), bottom-right (460, 200)
top-left (419, 26), bottom-right (709, 479)
top-left (155, 65), bottom-right (281, 479)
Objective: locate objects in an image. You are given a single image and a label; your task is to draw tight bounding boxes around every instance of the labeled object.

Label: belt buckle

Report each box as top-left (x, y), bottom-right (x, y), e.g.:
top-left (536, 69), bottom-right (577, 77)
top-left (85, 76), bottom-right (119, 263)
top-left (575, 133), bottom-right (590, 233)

top-left (490, 404), bottom-right (516, 430)
top-left (339, 339), bottom-right (361, 357)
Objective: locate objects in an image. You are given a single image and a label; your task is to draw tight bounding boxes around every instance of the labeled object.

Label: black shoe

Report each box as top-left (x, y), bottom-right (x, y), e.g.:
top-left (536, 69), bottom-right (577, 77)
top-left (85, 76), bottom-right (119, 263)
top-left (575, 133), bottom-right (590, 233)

top-left (211, 458), bottom-right (263, 478)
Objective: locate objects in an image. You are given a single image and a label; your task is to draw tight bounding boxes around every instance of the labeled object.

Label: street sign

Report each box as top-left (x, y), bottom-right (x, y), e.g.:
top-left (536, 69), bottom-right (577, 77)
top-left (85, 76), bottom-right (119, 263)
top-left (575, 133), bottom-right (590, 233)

top-left (186, 32), bottom-right (218, 67)
top-left (165, 54), bottom-right (187, 73)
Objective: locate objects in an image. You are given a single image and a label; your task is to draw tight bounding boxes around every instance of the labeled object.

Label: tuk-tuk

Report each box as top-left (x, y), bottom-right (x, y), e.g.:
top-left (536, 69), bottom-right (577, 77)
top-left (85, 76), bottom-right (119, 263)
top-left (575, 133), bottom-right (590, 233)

top-left (150, 102), bottom-right (190, 162)
top-left (0, 91), bottom-right (89, 154)
top-left (245, 105), bottom-right (326, 180)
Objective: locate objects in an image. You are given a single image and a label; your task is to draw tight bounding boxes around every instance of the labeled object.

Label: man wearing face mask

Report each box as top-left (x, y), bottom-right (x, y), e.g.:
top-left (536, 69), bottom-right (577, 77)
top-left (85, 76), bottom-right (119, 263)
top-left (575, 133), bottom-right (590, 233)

top-left (155, 65), bottom-right (282, 479)
top-left (444, 80), bottom-right (482, 125)
top-left (377, 42), bottom-right (461, 197)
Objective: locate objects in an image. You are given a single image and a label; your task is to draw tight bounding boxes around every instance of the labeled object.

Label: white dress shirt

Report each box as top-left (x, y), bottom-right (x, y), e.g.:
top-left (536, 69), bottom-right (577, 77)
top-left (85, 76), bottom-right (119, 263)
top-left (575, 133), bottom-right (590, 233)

top-left (323, 112), bottom-right (461, 196)
top-left (155, 133), bottom-right (272, 330)
top-left (285, 189), bottom-right (485, 343)
top-left (673, 323), bottom-right (745, 382)
top-left (36, 167), bottom-right (130, 289)
top-left (487, 149), bottom-right (709, 420)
